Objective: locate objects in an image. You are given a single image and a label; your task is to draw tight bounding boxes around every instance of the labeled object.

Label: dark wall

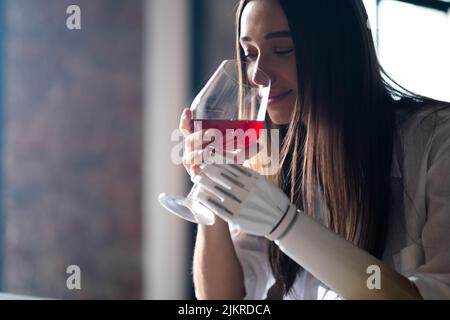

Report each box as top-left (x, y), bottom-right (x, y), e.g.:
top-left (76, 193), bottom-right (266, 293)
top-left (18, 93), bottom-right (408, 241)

top-left (192, 0), bottom-right (236, 94)
top-left (3, 0), bottom-right (142, 299)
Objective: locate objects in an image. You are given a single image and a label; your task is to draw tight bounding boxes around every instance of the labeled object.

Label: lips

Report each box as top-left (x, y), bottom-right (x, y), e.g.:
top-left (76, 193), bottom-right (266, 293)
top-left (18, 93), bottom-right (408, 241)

top-left (268, 90), bottom-right (292, 105)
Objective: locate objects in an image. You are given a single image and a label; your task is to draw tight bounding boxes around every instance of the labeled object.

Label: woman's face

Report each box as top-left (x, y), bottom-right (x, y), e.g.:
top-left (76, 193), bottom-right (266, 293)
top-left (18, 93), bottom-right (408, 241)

top-left (240, 0), bottom-right (297, 125)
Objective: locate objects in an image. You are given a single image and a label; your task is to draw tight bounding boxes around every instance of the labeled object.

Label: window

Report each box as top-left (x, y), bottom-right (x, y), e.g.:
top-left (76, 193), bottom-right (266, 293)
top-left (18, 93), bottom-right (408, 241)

top-left (365, 0), bottom-right (450, 102)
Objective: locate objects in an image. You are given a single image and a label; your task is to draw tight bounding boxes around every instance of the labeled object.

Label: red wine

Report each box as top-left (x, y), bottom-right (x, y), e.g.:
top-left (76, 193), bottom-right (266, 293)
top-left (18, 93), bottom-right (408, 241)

top-left (191, 119), bottom-right (264, 149)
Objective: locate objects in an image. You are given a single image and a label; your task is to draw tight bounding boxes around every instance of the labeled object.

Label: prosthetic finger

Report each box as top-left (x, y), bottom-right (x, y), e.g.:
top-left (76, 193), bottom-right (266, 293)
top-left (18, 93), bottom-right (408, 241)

top-left (226, 163), bottom-right (257, 178)
top-left (198, 164), bottom-right (233, 190)
top-left (201, 164), bottom-right (256, 192)
top-left (195, 189), bottom-right (235, 220)
top-left (191, 174), bottom-right (226, 201)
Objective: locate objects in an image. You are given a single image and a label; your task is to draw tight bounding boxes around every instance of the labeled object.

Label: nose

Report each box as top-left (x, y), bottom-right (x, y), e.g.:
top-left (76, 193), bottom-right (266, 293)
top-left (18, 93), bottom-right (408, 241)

top-left (248, 57), bottom-right (272, 88)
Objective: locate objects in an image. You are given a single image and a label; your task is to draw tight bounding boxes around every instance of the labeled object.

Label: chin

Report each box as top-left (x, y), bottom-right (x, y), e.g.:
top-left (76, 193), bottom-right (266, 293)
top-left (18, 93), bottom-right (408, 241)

top-left (267, 99), bottom-right (296, 125)
top-left (270, 118), bottom-right (290, 125)
top-left (268, 111), bottom-right (292, 125)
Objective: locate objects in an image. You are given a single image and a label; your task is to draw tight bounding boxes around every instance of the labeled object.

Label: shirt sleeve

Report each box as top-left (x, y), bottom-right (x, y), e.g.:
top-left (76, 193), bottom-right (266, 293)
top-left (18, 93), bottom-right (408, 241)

top-left (231, 230), bottom-right (275, 300)
top-left (410, 115), bottom-right (450, 299)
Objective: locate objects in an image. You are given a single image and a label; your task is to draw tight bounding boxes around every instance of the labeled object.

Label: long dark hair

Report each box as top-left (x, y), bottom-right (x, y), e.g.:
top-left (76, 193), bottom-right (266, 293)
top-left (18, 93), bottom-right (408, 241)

top-left (235, 0), bottom-right (450, 297)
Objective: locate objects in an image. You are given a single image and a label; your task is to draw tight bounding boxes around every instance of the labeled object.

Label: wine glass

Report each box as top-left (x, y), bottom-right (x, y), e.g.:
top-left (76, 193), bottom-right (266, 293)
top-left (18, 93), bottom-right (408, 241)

top-left (158, 59), bottom-right (271, 225)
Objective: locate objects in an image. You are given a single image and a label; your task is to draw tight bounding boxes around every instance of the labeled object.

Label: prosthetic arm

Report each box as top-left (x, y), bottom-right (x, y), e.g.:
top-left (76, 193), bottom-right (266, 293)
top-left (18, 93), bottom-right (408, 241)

top-left (193, 163), bottom-right (422, 300)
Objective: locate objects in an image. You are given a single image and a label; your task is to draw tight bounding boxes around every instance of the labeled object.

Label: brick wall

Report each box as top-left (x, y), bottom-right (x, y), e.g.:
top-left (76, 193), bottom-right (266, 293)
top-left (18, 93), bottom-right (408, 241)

top-left (3, 0), bottom-right (143, 299)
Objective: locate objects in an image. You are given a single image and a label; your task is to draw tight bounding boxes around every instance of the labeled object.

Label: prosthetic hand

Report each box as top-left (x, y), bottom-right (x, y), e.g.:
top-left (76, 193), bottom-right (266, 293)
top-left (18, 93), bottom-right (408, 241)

top-left (192, 163), bottom-right (292, 236)
top-left (193, 164), bottom-right (422, 300)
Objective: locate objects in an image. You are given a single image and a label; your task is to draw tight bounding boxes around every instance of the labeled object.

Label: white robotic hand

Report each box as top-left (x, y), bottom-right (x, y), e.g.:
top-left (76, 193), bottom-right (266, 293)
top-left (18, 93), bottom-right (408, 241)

top-left (192, 166), bottom-right (423, 300)
top-left (192, 163), bottom-right (295, 237)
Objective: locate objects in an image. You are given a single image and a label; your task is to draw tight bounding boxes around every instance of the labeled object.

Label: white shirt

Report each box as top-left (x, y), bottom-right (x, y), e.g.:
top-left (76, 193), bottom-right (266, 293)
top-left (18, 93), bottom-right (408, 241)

top-left (231, 104), bottom-right (450, 300)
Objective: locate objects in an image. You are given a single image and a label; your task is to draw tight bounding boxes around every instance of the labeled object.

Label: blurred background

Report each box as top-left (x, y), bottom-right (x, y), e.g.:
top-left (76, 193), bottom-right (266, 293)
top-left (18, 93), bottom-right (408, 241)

top-left (0, 0), bottom-right (448, 299)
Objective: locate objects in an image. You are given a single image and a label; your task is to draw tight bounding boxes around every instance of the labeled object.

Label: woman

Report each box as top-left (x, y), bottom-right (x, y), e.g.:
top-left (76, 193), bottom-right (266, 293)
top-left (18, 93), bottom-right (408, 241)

top-left (181, 0), bottom-right (450, 299)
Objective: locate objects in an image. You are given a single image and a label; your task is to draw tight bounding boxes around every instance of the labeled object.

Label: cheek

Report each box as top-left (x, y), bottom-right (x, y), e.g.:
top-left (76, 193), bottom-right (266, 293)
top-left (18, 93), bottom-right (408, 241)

top-left (286, 60), bottom-right (298, 89)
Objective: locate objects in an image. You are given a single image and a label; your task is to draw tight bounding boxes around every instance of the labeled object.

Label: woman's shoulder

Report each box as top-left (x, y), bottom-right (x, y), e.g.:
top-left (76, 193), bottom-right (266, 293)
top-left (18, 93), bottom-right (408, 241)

top-left (394, 100), bottom-right (450, 141)
top-left (393, 100), bottom-right (450, 174)
top-left (395, 98), bottom-right (450, 122)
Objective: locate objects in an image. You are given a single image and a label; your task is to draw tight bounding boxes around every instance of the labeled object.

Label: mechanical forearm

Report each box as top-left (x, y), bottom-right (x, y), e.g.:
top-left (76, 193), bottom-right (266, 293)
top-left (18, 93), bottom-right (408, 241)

top-left (267, 204), bottom-right (422, 300)
top-left (193, 164), bottom-right (422, 300)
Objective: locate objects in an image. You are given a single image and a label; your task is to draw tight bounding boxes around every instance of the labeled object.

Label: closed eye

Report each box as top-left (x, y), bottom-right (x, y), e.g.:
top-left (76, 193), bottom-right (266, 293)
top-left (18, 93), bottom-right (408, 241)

top-left (274, 48), bottom-right (294, 56)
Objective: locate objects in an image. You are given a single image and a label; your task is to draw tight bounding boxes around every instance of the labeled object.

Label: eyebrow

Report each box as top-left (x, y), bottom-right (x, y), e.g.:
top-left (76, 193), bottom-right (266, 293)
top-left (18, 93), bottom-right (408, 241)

top-left (240, 30), bottom-right (291, 42)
